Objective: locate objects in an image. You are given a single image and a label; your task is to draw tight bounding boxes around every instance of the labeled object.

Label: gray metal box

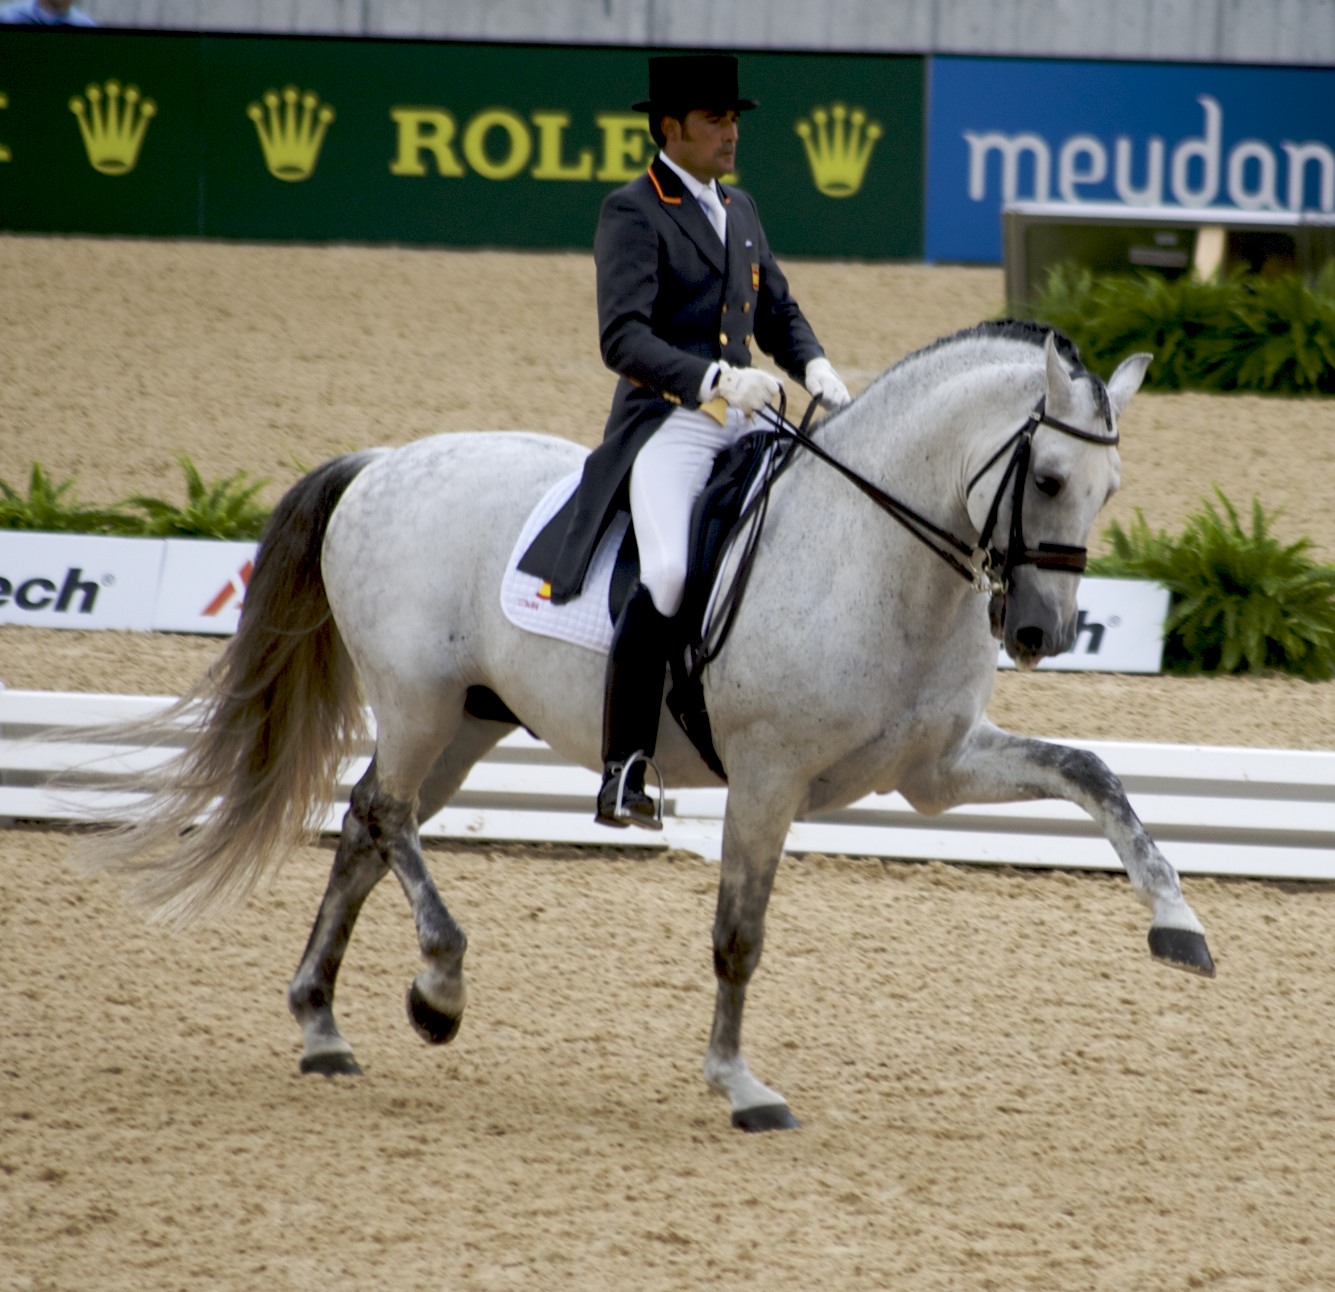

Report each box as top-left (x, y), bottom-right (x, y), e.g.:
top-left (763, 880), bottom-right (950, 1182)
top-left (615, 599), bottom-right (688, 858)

top-left (1002, 202), bottom-right (1335, 313)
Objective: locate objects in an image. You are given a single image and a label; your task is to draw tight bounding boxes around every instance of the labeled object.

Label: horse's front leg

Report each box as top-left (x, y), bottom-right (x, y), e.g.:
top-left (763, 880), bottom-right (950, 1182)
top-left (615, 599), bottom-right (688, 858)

top-left (907, 723), bottom-right (1215, 975)
top-left (703, 776), bottom-right (805, 1132)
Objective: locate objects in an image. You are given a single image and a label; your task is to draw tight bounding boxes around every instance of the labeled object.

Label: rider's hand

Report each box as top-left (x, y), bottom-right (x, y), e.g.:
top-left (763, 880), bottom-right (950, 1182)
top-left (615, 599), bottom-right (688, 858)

top-left (804, 356), bottom-right (851, 409)
top-left (714, 361), bottom-right (781, 415)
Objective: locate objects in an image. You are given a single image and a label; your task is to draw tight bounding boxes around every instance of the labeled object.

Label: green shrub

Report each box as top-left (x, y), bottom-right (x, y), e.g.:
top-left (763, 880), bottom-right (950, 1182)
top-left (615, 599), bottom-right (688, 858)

top-left (0, 459), bottom-right (271, 540)
top-left (0, 463), bottom-right (140, 535)
top-left (1231, 264), bottom-right (1335, 393)
top-left (123, 458), bottom-right (270, 540)
top-left (1090, 489), bottom-right (1335, 678)
top-left (1029, 262), bottom-right (1335, 394)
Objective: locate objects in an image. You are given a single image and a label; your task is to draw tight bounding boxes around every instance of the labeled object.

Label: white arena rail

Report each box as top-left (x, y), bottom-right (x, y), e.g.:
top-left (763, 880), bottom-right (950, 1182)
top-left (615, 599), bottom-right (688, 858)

top-left (2, 689), bottom-right (1334, 883)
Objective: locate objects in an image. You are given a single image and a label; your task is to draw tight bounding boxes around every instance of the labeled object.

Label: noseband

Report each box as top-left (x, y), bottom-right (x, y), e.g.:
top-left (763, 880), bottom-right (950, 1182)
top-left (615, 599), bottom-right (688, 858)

top-left (966, 396), bottom-right (1120, 597)
top-left (764, 394), bottom-right (1119, 601)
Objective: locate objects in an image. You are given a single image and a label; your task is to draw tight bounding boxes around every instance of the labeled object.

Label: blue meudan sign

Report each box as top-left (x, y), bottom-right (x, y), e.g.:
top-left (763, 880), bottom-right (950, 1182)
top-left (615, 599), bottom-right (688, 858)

top-left (926, 56), bottom-right (1335, 262)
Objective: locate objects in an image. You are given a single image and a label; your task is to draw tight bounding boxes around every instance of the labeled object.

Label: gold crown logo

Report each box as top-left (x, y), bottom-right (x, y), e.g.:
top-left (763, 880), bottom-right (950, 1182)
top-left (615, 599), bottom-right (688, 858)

top-left (795, 103), bottom-right (882, 198)
top-left (247, 86), bottom-right (334, 182)
top-left (69, 80), bottom-right (157, 175)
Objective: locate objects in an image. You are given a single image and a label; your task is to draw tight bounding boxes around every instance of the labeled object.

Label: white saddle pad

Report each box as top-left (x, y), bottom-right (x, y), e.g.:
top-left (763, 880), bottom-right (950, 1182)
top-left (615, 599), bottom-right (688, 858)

top-left (500, 471), bottom-right (627, 655)
top-left (501, 445), bottom-right (776, 656)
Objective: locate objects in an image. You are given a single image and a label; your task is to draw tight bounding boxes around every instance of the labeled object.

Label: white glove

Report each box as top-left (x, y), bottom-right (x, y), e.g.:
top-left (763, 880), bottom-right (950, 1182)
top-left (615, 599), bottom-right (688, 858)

top-left (714, 361), bottom-right (781, 415)
top-left (805, 356), bottom-right (851, 409)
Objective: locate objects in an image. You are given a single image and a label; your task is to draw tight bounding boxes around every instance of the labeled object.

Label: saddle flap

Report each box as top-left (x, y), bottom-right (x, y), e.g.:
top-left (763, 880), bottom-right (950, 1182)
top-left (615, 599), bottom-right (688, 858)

top-left (607, 430), bottom-right (787, 640)
top-left (501, 434), bottom-right (789, 781)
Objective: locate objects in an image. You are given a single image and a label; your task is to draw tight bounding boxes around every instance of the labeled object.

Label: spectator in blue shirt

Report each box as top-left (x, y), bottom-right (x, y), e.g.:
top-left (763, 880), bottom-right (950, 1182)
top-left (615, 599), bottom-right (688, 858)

top-left (0, 0), bottom-right (96, 24)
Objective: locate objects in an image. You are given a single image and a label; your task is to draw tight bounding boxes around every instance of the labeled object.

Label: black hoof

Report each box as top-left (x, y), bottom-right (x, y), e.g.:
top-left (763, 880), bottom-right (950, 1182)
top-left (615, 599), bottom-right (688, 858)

top-left (299, 1050), bottom-right (363, 1077)
top-left (1148, 926), bottom-right (1216, 978)
top-left (407, 982), bottom-right (463, 1045)
top-left (731, 1104), bottom-right (802, 1133)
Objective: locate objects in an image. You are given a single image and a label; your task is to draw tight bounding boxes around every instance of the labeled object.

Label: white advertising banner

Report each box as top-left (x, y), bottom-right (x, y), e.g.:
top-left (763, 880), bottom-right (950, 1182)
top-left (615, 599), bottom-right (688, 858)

top-left (0, 533), bottom-right (163, 630)
top-left (0, 535), bottom-right (1171, 674)
top-left (153, 540), bottom-right (258, 636)
top-left (997, 577), bottom-right (1171, 674)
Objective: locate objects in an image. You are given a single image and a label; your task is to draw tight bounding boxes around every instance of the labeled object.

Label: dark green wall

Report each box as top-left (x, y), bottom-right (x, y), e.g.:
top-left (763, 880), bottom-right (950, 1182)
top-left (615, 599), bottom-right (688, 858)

top-left (0, 29), bottom-right (924, 258)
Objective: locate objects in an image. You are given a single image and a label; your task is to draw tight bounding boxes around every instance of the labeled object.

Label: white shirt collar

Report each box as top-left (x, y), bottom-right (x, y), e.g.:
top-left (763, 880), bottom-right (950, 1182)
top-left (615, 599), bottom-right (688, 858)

top-left (658, 151), bottom-right (719, 205)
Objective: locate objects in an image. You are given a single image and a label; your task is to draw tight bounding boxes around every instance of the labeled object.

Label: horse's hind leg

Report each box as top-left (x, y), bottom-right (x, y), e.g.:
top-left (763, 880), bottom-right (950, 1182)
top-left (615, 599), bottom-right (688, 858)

top-left (373, 709), bottom-right (517, 1045)
top-left (289, 763), bottom-right (388, 1075)
top-left (288, 712), bottom-right (513, 1073)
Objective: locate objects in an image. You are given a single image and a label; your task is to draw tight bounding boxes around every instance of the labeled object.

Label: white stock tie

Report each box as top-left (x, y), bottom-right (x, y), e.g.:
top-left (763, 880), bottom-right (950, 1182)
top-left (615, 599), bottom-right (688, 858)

top-left (698, 183), bottom-right (727, 245)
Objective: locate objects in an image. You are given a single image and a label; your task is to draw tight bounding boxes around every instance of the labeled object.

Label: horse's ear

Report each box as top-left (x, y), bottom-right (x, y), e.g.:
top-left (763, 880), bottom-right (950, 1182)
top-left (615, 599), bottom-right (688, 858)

top-left (1043, 331), bottom-right (1078, 416)
top-left (1107, 352), bottom-right (1153, 417)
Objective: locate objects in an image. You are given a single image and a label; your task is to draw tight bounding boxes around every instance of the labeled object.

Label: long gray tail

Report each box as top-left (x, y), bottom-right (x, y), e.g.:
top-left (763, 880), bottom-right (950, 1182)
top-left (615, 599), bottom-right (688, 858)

top-left (75, 449), bottom-right (385, 927)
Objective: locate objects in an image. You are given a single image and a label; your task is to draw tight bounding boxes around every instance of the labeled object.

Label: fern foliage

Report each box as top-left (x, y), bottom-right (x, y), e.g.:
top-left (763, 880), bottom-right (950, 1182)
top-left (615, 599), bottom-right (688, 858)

top-left (0, 463), bottom-right (140, 535)
top-left (1091, 490), bottom-right (1335, 678)
top-left (124, 459), bottom-right (270, 540)
top-left (0, 459), bottom-right (270, 540)
top-left (1030, 262), bottom-right (1335, 395)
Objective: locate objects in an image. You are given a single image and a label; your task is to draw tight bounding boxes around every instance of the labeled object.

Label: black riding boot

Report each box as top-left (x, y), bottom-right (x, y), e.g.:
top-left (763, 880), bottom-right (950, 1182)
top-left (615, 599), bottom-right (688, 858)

top-left (595, 583), bottom-right (669, 830)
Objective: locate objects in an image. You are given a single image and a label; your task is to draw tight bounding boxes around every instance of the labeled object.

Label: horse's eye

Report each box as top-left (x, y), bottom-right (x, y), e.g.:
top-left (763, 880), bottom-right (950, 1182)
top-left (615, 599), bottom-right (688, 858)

top-left (1034, 474), bottom-right (1062, 498)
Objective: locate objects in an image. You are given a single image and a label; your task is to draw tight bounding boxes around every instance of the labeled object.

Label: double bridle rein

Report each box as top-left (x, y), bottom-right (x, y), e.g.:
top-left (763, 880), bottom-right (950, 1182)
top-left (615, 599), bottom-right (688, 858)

top-left (695, 388), bottom-right (1120, 678)
top-left (761, 392), bottom-right (1120, 601)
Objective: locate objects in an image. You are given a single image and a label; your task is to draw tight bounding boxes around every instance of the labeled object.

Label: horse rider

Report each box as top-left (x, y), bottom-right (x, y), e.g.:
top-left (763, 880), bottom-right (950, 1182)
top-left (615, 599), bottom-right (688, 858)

top-left (522, 52), bottom-right (852, 828)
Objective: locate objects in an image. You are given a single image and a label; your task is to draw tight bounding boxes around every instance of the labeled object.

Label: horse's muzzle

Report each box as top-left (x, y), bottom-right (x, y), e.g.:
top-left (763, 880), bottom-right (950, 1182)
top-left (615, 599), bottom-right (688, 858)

top-left (995, 586), bottom-right (1078, 668)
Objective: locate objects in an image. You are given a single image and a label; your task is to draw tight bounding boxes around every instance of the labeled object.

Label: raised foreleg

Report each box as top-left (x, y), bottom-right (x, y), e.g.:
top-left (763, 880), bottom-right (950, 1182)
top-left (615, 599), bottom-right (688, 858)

top-left (904, 722), bottom-right (1214, 975)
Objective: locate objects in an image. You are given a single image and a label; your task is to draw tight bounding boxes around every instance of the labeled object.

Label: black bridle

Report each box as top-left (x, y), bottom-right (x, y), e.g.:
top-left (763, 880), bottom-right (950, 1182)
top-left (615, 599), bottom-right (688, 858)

top-left (759, 392), bottom-right (1120, 600)
top-left (693, 389), bottom-right (1120, 675)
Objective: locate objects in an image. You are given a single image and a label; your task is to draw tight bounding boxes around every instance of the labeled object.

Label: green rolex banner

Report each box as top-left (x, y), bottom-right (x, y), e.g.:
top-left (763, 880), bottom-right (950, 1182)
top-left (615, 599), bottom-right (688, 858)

top-left (0, 29), bottom-right (924, 259)
top-left (0, 30), bottom-right (201, 237)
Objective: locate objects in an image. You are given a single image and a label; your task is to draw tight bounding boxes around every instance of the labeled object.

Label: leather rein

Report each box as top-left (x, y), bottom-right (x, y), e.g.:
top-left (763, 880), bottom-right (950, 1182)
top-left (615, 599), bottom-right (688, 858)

top-left (759, 392), bottom-right (1120, 600)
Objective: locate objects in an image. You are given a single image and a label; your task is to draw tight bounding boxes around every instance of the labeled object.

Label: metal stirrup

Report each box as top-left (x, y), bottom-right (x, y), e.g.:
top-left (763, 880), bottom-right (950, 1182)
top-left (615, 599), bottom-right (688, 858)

top-left (614, 750), bottom-right (665, 826)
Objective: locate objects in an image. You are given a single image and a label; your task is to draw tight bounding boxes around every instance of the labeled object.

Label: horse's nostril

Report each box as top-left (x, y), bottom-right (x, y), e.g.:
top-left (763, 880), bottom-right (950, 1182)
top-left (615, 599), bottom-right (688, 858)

top-left (1014, 625), bottom-right (1046, 654)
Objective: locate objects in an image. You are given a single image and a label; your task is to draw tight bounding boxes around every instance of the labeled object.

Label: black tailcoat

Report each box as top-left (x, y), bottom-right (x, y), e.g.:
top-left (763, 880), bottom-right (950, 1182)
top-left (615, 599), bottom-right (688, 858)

top-left (519, 155), bottom-right (825, 603)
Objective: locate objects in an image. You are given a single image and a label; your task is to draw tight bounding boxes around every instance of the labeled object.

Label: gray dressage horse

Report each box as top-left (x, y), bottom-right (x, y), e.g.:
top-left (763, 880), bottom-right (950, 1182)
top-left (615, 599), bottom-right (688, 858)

top-left (79, 321), bottom-right (1214, 1132)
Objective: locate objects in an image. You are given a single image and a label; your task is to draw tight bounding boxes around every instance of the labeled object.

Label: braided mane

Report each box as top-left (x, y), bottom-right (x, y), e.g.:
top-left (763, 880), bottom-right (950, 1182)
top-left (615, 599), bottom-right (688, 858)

top-left (905, 318), bottom-right (1085, 370)
top-left (886, 319), bottom-right (1110, 424)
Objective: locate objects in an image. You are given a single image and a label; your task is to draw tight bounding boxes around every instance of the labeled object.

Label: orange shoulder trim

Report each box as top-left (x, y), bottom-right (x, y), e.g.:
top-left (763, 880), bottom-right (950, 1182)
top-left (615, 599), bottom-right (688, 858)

top-left (647, 164), bottom-right (683, 206)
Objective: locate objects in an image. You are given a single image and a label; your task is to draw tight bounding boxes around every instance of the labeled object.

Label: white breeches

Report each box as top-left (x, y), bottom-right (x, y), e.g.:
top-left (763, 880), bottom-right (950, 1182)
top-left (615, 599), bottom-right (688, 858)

top-left (629, 404), bottom-right (756, 618)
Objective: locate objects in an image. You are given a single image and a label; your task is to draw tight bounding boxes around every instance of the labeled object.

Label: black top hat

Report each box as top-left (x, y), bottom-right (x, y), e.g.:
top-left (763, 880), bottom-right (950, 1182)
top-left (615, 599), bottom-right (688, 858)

top-left (631, 54), bottom-right (758, 115)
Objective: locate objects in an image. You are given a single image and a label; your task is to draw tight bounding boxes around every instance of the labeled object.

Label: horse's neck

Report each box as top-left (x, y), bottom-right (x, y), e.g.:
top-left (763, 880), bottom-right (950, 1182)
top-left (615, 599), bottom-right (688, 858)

top-left (816, 356), bottom-right (1042, 518)
top-left (752, 356), bottom-right (1041, 635)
